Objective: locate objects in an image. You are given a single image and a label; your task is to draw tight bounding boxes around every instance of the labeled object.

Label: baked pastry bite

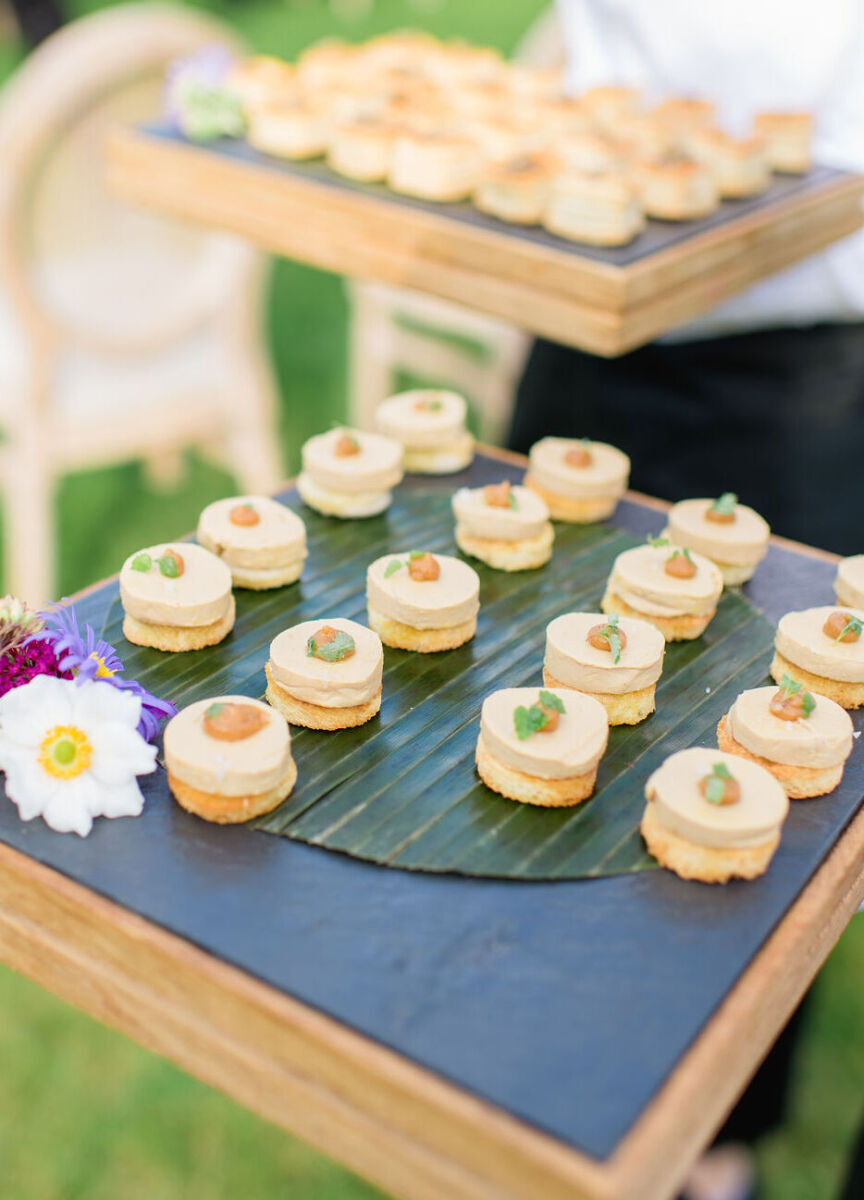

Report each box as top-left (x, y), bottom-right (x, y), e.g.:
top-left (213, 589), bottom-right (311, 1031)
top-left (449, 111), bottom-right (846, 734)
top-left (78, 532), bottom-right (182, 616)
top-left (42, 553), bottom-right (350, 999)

top-left (633, 153), bottom-right (718, 220)
top-left (266, 618), bottom-right (383, 730)
top-left (453, 479), bottom-right (553, 571)
top-left (476, 686), bottom-right (608, 807)
top-left (556, 131), bottom-right (631, 174)
top-left (366, 550), bottom-right (479, 652)
top-left (508, 64), bottom-right (565, 102)
top-left (544, 170), bottom-right (645, 246)
top-left (298, 427), bottom-right (404, 518)
top-left (653, 97), bottom-right (716, 138)
top-left (228, 56), bottom-right (298, 114)
top-left (466, 115), bottom-right (539, 166)
top-left (753, 112), bottom-right (812, 174)
top-left (389, 129), bottom-right (478, 201)
top-left (580, 84), bottom-right (641, 130)
top-left (120, 543), bottom-right (234, 652)
top-left (327, 116), bottom-right (397, 181)
top-left (544, 611), bottom-right (665, 725)
top-left (474, 151), bottom-right (560, 225)
top-left (529, 96), bottom-right (593, 138)
top-left (615, 111), bottom-right (677, 161)
top-left (717, 679), bottom-right (853, 799)
top-left (164, 696), bottom-right (295, 824)
top-left (664, 493), bottom-right (770, 585)
top-left (296, 37), bottom-right (359, 91)
top-left (771, 607), bottom-right (864, 709)
top-left (642, 748), bottom-right (789, 883)
top-left (687, 129), bottom-right (770, 198)
top-left (834, 556), bottom-right (864, 610)
top-left (524, 436), bottom-right (630, 523)
top-left (246, 96), bottom-right (328, 159)
top-left (602, 537), bottom-right (724, 642)
top-left (375, 389), bottom-right (474, 474)
top-left (197, 495), bottom-right (307, 590)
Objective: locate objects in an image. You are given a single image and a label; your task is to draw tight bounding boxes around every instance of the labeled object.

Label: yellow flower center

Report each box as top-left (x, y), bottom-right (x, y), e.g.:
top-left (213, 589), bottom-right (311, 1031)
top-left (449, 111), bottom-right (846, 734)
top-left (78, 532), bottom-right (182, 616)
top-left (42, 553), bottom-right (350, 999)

top-left (38, 725), bottom-right (93, 780)
top-left (89, 653), bottom-right (116, 679)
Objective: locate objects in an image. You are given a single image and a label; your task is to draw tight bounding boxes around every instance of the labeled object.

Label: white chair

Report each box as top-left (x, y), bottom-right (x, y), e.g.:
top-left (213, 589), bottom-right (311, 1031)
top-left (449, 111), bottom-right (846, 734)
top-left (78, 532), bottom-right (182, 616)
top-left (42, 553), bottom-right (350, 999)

top-left (345, 6), bottom-right (565, 443)
top-left (0, 3), bottom-right (283, 603)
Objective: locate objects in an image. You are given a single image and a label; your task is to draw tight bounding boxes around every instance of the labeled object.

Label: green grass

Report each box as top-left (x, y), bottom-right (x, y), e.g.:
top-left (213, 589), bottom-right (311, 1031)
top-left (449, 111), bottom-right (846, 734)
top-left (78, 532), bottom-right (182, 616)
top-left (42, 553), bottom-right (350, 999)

top-left (0, 2), bottom-right (862, 1198)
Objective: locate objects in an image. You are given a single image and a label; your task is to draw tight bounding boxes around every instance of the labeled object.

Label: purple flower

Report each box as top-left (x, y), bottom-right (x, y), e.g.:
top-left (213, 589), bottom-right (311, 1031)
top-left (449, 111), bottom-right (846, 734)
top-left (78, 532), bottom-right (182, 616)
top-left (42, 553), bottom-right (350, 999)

top-left (164, 44), bottom-right (245, 141)
top-left (35, 602), bottom-right (176, 742)
top-left (0, 638), bottom-right (71, 698)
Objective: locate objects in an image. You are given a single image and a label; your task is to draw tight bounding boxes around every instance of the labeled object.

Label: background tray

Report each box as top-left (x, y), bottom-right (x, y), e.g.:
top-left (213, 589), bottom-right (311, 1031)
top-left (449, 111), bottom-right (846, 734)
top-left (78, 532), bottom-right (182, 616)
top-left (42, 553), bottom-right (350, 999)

top-left (107, 125), bottom-right (864, 355)
top-left (100, 485), bottom-right (775, 879)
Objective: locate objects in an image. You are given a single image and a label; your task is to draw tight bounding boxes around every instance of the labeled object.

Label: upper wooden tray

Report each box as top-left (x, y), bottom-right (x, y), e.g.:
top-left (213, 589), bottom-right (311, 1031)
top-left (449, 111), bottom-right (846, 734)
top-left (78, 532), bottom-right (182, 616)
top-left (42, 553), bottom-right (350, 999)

top-left (107, 124), bottom-right (864, 355)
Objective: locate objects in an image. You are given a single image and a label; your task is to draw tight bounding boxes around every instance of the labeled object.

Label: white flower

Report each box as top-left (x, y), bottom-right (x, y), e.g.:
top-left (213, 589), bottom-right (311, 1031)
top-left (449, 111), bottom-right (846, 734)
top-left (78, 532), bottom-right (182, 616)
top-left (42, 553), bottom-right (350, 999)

top-left (0, 675), bottom-right (157, 837)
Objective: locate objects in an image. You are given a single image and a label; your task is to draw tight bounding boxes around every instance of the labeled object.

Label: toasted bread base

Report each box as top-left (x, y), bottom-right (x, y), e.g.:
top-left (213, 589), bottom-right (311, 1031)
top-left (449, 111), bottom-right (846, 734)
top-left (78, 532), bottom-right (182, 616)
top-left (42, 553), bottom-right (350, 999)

top-left (601, 587), bottom-right (713, 642)
top-left (367, 604), bottom-right (476, 652)
top-left (265, 664), bottom-right (382, 730)
top-left (771, 652), bottom-right (864, 710)
top-left (475, 735), bottom-right (597, 807)
top-left (297, 473), bottom-right (392, 518)
top-left (716, 714), bottom-right (844, 799)
top-left (168, 758), bottom-right (297, 824)
top-left (122, 597), bottom-right (235, 652)
top-left (455, 523), bottom-right (554, 571)
top-left (523, 475), bottom-right (620, 523)
top-left (542, 668), bottom-right (656, 725)
top-left (641, 800), bottom-right (779, 883)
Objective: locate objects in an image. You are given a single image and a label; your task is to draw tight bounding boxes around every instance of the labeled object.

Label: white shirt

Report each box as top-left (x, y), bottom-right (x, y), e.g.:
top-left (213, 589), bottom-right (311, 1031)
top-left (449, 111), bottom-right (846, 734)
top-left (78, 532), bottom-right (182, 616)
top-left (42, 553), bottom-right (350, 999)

top-left (557, 0), bottom-right (864, 339)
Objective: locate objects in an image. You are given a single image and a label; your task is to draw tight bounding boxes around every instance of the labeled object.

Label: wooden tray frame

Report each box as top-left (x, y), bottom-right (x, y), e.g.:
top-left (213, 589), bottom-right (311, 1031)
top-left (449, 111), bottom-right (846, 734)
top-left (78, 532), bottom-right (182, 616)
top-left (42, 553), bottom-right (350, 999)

top-left (1, 448), bottom-right (862, 1200)
top-left (106, 128), bottom-right (864, 357)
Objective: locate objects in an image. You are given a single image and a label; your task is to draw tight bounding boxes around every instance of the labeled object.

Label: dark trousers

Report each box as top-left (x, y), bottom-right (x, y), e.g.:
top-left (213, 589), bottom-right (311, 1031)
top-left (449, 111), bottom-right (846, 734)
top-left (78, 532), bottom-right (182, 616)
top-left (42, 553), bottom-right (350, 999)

top-left (510, 324), bottom-right (864, 555)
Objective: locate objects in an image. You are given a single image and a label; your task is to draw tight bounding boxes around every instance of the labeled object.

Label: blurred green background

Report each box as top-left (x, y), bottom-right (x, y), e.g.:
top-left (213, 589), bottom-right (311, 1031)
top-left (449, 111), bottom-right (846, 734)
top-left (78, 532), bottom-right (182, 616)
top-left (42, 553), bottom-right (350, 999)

top-left (0, 2), bottom-right (862, 1198)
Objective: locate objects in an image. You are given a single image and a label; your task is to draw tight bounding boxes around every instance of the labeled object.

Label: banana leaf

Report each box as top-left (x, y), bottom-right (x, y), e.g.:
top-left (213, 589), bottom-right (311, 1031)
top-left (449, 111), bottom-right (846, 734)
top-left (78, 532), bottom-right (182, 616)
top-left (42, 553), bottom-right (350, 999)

top-left (101, 487), bottom-right (775, 880)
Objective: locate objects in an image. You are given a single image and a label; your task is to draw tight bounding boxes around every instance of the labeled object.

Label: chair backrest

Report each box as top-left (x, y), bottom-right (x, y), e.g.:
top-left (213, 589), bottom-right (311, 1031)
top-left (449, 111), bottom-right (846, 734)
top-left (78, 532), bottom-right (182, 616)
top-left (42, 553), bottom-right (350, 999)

top-left (0, 3), bottom-right (255, 356)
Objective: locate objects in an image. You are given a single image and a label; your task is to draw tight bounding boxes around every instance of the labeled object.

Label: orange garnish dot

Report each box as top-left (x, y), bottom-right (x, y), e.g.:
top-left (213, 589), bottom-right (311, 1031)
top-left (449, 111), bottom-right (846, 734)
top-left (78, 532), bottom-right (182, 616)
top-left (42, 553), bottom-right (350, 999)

top-left (564, 444), bottom-right (592, 469)
top-left (537, 702), bottom-right (560, 733)
top-left (334, 433), bottom-right (360, 457)
top-left (665, 552), bottom-right (697, 579)
top-left (163, 548), bottom-right (185, 577)
top-left (823, 610), bottom-right (860, 642)
top-left (484, 481), bottom-right (512, 508)
top-left (705, 508), bottom-right (735, 525)
top-left (698, 773), bottom-right (741, 805)
top-left (408, 553), bottom-right (440, 581)
top-left (587, 623), bottom-right (628, 654)
top-left (203, 703), bottom-right (269, 742)
top-left (230, 504), bottom-right (260, 527)
top-left (770, 691), bottom-right (805, 722)
top-left (310, 624), bottom-right (355, 659)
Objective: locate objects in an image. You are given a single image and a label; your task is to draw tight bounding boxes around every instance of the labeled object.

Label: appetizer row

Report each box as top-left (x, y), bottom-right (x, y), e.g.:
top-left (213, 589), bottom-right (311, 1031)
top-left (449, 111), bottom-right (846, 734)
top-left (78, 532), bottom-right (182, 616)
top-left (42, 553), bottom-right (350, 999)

top-left (189, 31), bottom-right (814, 247)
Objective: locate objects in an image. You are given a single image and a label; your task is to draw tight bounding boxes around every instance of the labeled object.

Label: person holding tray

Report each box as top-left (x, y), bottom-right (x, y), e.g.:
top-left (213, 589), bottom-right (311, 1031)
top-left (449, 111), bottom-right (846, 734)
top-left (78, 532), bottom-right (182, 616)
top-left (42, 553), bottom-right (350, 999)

top-left (512, 0), bottom-right (864, 554)
top-left (509, 4), bottom-right (864, 1200)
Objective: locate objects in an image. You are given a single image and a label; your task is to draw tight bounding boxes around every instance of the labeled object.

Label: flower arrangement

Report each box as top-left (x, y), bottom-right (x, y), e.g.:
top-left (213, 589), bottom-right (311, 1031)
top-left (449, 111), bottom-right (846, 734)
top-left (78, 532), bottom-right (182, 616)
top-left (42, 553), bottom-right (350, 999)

top-left (163, 44), bottom-right (246, 142)
top-left (0, 597), bottom-right (176, 836)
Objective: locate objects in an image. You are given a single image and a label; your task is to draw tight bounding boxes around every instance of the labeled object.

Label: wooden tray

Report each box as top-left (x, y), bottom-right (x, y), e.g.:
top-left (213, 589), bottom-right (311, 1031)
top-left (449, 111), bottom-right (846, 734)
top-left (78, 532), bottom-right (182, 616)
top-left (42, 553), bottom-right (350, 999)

top-left (106, 124), bottom-right (864, 356)
top-left (0, 450), bottom-right (862, 1200)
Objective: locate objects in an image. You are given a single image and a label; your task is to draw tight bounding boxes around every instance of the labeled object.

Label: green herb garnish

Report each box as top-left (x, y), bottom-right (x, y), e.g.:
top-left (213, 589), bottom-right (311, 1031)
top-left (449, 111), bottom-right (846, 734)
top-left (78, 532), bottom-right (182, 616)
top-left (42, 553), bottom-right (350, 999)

top-left (599, 613), bottom-right (622, 664)
top-left (206, 702), bottom-right (224, 720)
top-left (704, 761), bottom-right (733, 804)
top-left (648, 535), bottom-right (670, 549)
top-left (508, 491), bottom-right (519, 511)
top-left (306, 630), bottom-right (356, 662)
top-left (514, 691), bottom-right (566, 740)
top-left (777, 673), bottom-right (816, 716)
top-left (157, 554), bottom-right (180, 579)
top-left (836, 616), bottom-right (864, 642)
top-left (131, 553), bottom-right (152, 573)
top-left (710, 492), bottom-right (737, 516)
top-left (385, 559), bottom-right (404, 578)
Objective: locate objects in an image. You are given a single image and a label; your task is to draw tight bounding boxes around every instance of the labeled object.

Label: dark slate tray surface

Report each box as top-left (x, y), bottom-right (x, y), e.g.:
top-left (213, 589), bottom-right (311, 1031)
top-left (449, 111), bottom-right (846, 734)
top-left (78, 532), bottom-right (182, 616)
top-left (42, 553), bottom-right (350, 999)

top-left (1, 455), bottom-right (861, 1162)
top-left (145, 123), bottom-right (847, 269)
